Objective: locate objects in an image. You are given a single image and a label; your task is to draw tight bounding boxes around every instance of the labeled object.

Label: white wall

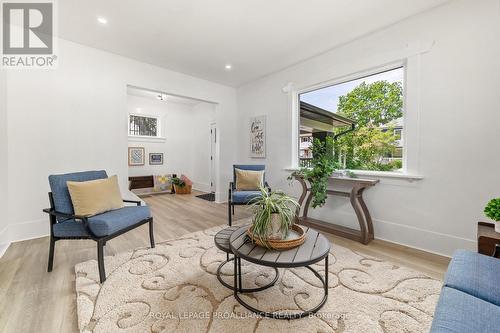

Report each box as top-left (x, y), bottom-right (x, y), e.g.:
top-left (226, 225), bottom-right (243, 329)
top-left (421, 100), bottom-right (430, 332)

top-left (4, 38), bottom-right (237, 246)
top-left (0, 70), bottom-right (8, 255)
top-left (127, 95), bottom-right (215, 192)
top-left (236, 0), bottom-right (500, 256)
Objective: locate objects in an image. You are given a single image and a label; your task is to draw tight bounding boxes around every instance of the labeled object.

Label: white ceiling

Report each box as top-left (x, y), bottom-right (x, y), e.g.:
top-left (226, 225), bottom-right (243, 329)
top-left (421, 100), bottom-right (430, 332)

top-left (58, 0), bottom-right (450, 87)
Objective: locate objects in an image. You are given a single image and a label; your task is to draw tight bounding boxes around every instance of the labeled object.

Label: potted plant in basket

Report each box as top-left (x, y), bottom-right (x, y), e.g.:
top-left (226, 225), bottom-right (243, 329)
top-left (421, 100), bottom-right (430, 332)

top-left (248, 187), bottom-right (300, 248)
top-left (485, 198), bottom-right (500, 232)
top-left (172, 177), bottom-right (191, 194)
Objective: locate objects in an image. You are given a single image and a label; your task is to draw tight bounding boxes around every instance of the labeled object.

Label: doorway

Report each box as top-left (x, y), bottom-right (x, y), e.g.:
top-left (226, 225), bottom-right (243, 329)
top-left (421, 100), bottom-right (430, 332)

top-left (209, 122), bottom-right (217, 194)
top-left (126, 85), bottom-right (218, 196)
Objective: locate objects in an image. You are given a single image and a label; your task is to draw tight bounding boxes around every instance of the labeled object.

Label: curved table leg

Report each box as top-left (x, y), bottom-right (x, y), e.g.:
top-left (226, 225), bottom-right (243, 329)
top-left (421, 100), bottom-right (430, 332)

top-left (350, 185), bottom-right (374, 245)
top-left (218, 256), bottom-right (279, 292)
top-left (233, 255), bottom-right (329, 320)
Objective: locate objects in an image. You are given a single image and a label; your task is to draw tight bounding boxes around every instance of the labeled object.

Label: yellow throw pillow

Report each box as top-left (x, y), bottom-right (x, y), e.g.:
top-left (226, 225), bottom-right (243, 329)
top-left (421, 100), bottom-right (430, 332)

top-left (67, 175), bottom-right (124, 216)
top-left (235, 168), bottom-right (264, 191)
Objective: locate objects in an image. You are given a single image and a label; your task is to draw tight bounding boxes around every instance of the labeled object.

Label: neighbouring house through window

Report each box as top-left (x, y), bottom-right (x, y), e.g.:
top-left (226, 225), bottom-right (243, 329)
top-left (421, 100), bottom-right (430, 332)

top-left (299, 66), bottom-right (405, 172)
top-left (129, 114), bottom-right (159, 137)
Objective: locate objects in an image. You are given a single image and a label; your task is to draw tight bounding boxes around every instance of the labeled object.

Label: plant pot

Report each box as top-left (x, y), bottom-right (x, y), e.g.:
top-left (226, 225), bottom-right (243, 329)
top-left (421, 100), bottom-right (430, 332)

top-left (174, 184), bottom-right (192, 194)
top-left (495, 221), bottom-right (500, 233)
top-left (267, 214), bottom-right (284, 240)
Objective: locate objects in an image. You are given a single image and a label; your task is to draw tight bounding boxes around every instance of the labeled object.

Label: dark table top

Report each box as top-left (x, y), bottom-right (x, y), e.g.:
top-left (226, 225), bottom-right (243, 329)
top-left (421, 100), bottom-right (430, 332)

top-left (229, 224), bottom-right (330, 268)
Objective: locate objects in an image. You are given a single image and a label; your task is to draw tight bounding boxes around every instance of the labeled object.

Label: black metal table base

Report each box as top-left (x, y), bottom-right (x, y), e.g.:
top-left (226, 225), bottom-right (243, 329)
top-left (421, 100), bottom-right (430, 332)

top-left (217, 255), bottom-right (279, 292)
top-left (233, 255), bottom-right (329, 320)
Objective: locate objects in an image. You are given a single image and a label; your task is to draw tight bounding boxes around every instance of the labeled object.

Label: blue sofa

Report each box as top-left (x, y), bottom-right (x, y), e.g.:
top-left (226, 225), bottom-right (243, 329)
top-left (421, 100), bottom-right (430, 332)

top-left (430, 250), bottom-right (500, 332)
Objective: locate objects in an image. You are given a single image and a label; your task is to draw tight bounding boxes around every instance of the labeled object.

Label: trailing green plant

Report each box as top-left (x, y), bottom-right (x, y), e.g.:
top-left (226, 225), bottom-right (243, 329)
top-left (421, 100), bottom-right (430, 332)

top-left (171, 177), bottom-right (186, 188)
top-left (290, 136), bottom-right (339, 208)
top-left (485, 198), bottom-right (500, 221)
top-left (248, 187), bottom-right (299, 247)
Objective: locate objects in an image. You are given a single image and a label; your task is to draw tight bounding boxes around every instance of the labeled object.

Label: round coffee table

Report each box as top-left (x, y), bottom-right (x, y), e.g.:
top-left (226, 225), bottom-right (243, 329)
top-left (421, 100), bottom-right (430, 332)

top-left (229, 224), bottom-right (330, 320)
top-left (214, 226), bottom-right (279, 292)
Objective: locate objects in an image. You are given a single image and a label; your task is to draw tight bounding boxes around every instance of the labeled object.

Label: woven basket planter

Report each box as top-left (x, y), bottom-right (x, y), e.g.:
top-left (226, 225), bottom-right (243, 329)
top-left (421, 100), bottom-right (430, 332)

top-left (174, 184), bottom-right (192, 194)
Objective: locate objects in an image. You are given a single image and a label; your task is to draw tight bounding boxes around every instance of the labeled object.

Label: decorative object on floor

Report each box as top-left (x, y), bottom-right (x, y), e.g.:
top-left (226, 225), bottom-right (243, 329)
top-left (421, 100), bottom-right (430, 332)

top-left (181, 174), bottom-right (193, 187)
top-left (196, 192), bottom-right (215, 202)
top-left (232, 224), bottom-right (329, 319)
top-left (293, 173), bottom-right (378, 245)
top-left (44, 170), bottom-right (154, 283)
top-left (228, 164), bottom-right (270, 226)
top-left (172, 176), bottom-right (192, 194)
top-left (430, 250), bottom-right (500, 333)
top-left (153, 174), bottom-right (171, 192)
top-left (247, 187), bottom-right (299, 246)
top-left (249, 115), bottom-right (266, 158)
top-left (128, 147), bottom-right (145, 166)
top-left (477, 222), bottom-right (500, 257)
top-left (484, 198), bottom-right (500, 232)
top-left (75, 223), bottom-right (440, 332)
top-left (149, 153), bottom-right (163, 165)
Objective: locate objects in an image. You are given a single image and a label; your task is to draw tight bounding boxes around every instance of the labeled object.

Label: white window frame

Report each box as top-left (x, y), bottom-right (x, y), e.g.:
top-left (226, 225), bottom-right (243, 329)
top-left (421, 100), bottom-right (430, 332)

top-left (288, 52), bottom-right (426, 181)
top-left (128, 113), bottom-right (165, 142)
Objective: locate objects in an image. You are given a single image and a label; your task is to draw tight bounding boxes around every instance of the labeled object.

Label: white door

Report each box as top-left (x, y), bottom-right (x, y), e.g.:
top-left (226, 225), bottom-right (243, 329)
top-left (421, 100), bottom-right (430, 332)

top-left (210, 123), bottom-right (217, 193)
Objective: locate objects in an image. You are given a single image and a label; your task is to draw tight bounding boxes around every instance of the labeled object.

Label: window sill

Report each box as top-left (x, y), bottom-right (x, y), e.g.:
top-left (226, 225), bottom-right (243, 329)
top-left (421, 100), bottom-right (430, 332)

top-left (128, 136), bottom-right (166, 143)
top-left (283, 167), bottom-right (423, 182)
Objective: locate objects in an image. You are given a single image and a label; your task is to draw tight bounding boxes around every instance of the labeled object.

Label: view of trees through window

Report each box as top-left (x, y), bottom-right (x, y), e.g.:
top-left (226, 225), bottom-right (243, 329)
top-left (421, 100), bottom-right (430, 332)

top-left (129, 115), bottom-right (158, 137)
top-left (299, 67), bottom-right (404, 172)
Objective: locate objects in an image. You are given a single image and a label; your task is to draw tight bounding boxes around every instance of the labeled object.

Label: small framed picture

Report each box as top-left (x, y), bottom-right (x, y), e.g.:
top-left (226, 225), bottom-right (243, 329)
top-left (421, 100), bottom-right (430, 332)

top-left (128, 147), bottom-right (145, 166)
top-left (149, 153), bottom-right (164, 165)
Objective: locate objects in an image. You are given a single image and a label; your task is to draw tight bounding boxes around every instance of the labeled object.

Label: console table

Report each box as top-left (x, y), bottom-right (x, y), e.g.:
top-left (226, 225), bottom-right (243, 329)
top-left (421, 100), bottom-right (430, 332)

top-left (294, 174), bottom-right (379, 245)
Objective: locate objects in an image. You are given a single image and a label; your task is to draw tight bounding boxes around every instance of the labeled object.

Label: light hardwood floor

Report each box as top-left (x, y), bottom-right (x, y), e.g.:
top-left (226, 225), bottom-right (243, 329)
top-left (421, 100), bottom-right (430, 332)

top-left (0, 191), bottom-right (450, 332)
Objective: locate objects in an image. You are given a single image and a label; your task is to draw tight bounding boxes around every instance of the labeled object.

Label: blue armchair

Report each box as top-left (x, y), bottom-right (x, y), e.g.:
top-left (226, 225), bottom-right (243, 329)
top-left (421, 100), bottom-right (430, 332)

top-left (43, 170), bottom-right (154, 283)
top-left (228, 164), bottom-right (270, 226)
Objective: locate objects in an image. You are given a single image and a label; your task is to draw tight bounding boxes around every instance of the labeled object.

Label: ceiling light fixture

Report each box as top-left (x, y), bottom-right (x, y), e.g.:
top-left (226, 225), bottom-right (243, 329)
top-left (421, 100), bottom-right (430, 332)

top-left (224, 64), bottom-right (232, 71)
top-left (156, 93), bottom-right (168, 101)
top-left (97, 17), bottom-right (108, 24)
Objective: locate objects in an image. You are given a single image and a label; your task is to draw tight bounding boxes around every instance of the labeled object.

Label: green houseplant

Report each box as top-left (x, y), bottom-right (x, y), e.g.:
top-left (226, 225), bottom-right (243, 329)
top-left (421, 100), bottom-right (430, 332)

top-left (485, 198), bottom-right (500, 232)
top-left (291, 136), bottom-right (339, 208)
top-left (171, 177), bottom-right (191, 194)
top-left (249, 187), bottom-right (299, 246)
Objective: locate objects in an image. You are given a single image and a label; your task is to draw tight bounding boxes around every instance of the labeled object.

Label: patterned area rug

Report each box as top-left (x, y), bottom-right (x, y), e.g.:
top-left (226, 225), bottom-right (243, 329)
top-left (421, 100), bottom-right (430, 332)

top-left (75, 225), bottom-right (441, 332)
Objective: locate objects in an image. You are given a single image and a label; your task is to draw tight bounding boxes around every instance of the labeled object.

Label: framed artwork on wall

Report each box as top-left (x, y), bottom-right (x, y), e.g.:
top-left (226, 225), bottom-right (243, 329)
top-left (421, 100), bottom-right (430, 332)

top-left (149, 153), bottom-right (164, 165)
top-left (250, 115), bottom-right (266, 158)
top-left (128, 147), bottom-right (145, 166)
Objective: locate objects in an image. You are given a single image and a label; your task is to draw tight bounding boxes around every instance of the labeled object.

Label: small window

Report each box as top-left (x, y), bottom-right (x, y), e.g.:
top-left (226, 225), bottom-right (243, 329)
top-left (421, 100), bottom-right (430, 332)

top-left (129, 115), bottom-right (159, 137)
top-left (299, 67), bottom-right (404, 172)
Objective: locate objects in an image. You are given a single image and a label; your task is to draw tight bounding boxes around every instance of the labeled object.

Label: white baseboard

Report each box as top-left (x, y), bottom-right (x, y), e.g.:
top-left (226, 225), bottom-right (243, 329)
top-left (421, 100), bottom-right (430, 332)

top-left (0, 218), bottom-right (49, 258)
top-left (9, 218), bottom-right (49, 243)
top-left (309, 209), bottom-right (475, 257)
top-left (0, 226), bottom-right (9, 258)
top-left (192, 182), bottom-right (211, 193)
top-left (374, 218), bottom-right (475, 258)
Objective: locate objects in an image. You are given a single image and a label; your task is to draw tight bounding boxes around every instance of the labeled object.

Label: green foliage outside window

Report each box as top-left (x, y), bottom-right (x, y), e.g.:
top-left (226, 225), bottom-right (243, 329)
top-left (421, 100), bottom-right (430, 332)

top-left (334, 80), bottom-right (404, 171)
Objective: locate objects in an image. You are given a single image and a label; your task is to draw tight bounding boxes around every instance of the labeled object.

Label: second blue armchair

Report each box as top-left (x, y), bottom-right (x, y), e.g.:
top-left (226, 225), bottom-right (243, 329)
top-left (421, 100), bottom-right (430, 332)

top-left (228, 164), bottom-right (270, 226)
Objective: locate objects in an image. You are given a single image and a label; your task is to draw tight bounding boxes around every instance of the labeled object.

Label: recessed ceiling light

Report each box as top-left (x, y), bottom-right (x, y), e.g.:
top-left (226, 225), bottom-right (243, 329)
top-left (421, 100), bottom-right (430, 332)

top-left (97, 17), bottom-right (108, 25)
top-left (224, 64), bottom-right (232, 70)
top-left (156, 93), bottom-right (167, 101)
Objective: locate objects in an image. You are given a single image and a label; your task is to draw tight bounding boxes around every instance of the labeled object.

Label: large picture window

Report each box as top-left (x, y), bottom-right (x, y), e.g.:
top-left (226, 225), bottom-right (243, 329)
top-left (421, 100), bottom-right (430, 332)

top-left (299, 67), bottom-right (404, 172)
top-left (129, 114), bottom-right (159, 137)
